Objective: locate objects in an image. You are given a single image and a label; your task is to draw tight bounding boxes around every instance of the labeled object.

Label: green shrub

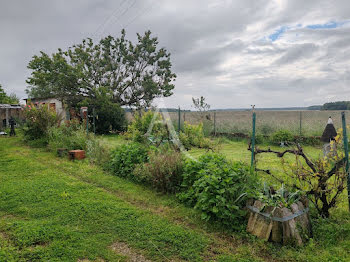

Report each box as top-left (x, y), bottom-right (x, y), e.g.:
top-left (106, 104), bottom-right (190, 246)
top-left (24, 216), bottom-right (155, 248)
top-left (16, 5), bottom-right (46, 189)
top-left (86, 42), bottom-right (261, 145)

top-left (47, 120), bottom-right (108, 165)
top-left (47, 122), bottom-right (88, 151)
top-left (178, 153), bottom-right (259, 225)
top-left (257, 183), bottom-right (302, 208)
top-left (202, 119), bottom-right (213, 136)
top-left (254, 134), bottom-right (267, 145)
top-left (109, 143), bottom-right (149, 178)
top-left (85, 138), bottom-right (110, 166)
top-left (259, 124), bottom-right (276, 136)
top-left (270, 130), bottom-right (294, 145)
top-left (126, 111), bottom-right (168, 144)
top-left (132, 149), bottom-right (183, 193)
top-left (295, 135), bottom-right (321, 146)
top-left (126, 112), bottom-right (212, 150)
top-left (179, 122), bottom-right (212, 149)
top-left (93, 102), bottom-right (127, 134)
top-left (23, 103), bottom-right (58, 141)
top-left (78, 87), bottom-right (127, 134)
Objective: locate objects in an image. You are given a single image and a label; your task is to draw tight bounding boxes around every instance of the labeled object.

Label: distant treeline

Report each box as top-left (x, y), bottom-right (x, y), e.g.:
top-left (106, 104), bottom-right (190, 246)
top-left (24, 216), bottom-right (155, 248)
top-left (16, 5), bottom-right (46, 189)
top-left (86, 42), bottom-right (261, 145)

top-left (307, 105), bottom-right (322, 110)
top-left (322, 101), bottom-right (350, 110)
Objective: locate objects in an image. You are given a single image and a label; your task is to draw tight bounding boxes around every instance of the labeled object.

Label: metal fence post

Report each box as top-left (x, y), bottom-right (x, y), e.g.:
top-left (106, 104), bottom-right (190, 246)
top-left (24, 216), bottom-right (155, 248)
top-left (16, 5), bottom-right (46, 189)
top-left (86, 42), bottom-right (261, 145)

top-left (341, 111), bottom-right (350, 211)
top-left (178, 106), bottom-right (181, 133)
top-left (251, 112), bottom-right (256, 172)
top-left (214, 111), bottom-right (216, 136)
top-left (299, 111), bottom-right (302, 136)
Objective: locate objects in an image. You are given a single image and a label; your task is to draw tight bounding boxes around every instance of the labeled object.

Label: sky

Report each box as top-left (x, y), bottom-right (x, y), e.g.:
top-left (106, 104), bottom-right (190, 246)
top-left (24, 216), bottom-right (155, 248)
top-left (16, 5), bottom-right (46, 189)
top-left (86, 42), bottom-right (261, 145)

top-left (1, 0), bottom-right (350, 109)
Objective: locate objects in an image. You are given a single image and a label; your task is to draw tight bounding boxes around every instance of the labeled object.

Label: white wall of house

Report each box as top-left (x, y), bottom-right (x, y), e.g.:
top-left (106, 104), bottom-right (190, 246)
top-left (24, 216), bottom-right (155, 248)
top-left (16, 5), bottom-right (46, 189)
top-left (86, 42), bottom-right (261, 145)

top-left (27, 98), bottom-right (68, 121)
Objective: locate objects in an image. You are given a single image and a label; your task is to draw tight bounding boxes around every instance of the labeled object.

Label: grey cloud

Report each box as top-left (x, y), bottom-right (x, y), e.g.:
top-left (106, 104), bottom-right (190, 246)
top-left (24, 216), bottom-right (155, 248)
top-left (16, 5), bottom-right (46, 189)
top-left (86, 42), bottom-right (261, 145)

top-left (174, 40), bottom-right (244, 75)
top-left (1, 0), bottom-right (350, 108)
top-left (274, 43), bottom-right (319, 65)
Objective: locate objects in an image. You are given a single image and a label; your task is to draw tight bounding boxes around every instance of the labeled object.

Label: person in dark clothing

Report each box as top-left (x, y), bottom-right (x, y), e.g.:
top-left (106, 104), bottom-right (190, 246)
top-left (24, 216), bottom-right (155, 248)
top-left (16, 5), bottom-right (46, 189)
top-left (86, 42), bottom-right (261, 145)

top-left (321, 117), bottom-right (337, 156)
top-left (321, 116), bottom-right (337, 143)
top-left (9, 117), bottom-right (16, 136)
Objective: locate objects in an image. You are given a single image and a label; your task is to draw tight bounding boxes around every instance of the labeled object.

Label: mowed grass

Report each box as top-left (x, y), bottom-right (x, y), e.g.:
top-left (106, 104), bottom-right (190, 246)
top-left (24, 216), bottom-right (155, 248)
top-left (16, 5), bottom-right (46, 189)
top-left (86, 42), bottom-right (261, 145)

top-left (1, 136), bottom-right (350, 261)
top-left (0, 137), bottom-right (271, 262)
top-left (0, 137), bottom-right (209, 261)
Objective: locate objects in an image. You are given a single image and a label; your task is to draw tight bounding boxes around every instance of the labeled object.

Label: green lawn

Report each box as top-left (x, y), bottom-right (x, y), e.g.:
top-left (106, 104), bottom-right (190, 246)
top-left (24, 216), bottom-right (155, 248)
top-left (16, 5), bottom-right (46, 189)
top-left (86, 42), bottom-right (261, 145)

top-left (1, 136), bottom-right (350, 261)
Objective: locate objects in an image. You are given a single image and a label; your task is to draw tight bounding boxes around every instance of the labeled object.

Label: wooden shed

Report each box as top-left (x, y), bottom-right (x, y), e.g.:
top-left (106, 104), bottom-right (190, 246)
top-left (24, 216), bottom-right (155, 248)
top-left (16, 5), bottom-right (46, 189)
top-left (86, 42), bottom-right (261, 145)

top-left (0, 104), bottom-right (23, 130)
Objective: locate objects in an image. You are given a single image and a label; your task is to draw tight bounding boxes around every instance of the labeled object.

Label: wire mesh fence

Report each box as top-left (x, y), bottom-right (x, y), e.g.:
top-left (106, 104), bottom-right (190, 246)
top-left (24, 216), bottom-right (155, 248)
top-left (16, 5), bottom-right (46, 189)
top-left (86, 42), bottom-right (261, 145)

top-left (163, 110), bottom-right (350, 138)
top-left (126, 109), bottom-right (350, 209)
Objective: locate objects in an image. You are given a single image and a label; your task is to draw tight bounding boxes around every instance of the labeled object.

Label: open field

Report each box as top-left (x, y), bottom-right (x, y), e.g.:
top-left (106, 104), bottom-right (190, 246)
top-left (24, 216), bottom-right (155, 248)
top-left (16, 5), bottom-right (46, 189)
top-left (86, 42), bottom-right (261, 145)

top-left (126, 110), bottom-right (350, 136)
top-left (1, 136), bottom-right (350, 261)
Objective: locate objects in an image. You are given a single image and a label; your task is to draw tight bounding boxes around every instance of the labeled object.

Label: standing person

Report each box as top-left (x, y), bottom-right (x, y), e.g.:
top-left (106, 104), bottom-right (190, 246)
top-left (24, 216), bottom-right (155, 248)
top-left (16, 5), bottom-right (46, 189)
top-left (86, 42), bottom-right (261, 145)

top-left (321, 116), bottom-right (337, 156)
top-left (9, 116), bottom-right (16, 136)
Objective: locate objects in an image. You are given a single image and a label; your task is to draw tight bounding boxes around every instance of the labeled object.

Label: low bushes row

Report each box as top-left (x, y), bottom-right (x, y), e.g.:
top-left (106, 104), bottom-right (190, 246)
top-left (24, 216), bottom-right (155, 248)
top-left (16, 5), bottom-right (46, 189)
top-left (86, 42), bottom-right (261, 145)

top-left (222, 130), bottom-right (321, 146)
top-left (213, 129), bottom-right (322, 146)
top-left (259, 130), bottom-right (322, 146)
top-left (109, 111), bottom-right (260, 225)
top-left (108, 142), bottom-right (259, 225)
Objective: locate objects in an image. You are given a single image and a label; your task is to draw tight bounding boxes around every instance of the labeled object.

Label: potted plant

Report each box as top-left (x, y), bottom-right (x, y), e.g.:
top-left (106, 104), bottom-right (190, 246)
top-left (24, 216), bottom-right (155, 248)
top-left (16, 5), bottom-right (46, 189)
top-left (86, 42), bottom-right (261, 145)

top-left (246, 184), bottom-right (312, 246)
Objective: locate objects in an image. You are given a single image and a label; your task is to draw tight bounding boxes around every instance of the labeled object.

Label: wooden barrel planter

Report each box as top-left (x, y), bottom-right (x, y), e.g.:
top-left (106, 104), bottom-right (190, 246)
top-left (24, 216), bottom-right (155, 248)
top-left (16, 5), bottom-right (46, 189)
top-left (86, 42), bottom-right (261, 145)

top-left (246, 199), bottom-right (312, 246)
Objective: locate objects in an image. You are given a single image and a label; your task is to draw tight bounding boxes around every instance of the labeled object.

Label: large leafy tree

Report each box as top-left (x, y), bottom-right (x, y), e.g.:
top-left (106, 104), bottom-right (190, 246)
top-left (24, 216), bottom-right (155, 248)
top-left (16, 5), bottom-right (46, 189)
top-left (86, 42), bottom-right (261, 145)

top-left (26, 30), bottom-right (176, 109)
top-left (0, 84), bottom-right (19, 104)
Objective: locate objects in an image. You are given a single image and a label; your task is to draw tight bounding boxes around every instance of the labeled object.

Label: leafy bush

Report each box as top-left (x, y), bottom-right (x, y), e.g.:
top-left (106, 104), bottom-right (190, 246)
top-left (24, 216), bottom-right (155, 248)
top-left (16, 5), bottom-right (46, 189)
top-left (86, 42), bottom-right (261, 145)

top-left (126, 112), bottom-right (212, 150)
top-left (85, 138), bottom-right (110, 166)
top-left (254, 134), bottom-right (267, 145)
top-left (295, 135), bottom-right (321, 146)
top-left (47, 120), bottom-right (108, 165)
top-left (178, 153), bottom-right (259, 225)
top-left (179, 122), bottom-right (212, 149)
top-left (76, 87), bottom-right (127, 134)
top-left (109, 142), bottom-right (149, 178)
top-left (23, 103), bottom-right (58, 141)
top-left (257, 183), bottom-right (302, 208)
top-left (47, 121), bottom-right (88, 151)
top-left (271, 130), bottom-right (294, 145)
top-left (126, 111), bottom-right (168, 144)
top-left (133, 149), bottom-right (184, 193)
top-left (259, 124), bottom-right (276, 136)
top-left (93, 101), bottom-right (127, 134)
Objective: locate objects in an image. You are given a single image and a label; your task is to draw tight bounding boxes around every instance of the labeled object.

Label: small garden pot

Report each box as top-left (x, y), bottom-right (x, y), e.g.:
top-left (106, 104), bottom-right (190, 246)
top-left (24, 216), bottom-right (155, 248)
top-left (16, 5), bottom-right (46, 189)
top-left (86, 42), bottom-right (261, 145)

top-left (246, 199), bottom-right (312, 246)
top-left (57, 148), bottom-right (68, 157)
top-left (68, 150), bottom-right (86, 160)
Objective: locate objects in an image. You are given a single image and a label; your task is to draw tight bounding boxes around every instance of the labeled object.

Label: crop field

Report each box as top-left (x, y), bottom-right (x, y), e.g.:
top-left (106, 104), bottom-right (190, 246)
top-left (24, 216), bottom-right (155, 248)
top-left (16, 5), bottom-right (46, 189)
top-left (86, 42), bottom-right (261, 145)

top-left (126, 110), bottom-right (350, 136)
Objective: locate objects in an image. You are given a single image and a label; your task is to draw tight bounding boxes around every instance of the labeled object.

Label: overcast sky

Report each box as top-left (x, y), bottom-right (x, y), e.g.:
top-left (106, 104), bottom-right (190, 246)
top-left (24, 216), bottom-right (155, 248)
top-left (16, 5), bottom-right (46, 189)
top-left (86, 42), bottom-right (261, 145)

top-left (1, 0), bottom-right (350, 109)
